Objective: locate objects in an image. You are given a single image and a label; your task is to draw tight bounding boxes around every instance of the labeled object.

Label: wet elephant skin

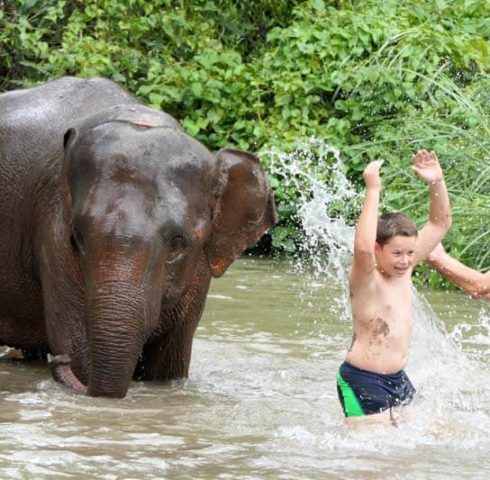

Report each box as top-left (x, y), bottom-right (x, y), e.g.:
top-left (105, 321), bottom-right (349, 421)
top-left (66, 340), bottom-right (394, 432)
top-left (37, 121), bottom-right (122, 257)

top-left (0, 77), bottom-right (277, 397)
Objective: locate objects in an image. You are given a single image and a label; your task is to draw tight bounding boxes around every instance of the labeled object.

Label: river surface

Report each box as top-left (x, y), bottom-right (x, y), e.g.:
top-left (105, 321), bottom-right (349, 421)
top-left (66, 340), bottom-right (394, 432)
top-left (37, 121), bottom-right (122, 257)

top-left (1, 258), bottom-right (489, 479)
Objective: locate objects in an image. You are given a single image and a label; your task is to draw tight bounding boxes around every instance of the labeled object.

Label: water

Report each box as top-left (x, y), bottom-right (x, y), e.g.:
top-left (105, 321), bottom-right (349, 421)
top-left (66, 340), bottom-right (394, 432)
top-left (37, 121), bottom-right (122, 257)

top-left (1, 141), bottom-right (489, 478)
top-left (0, 260), bottom-right (489, 478)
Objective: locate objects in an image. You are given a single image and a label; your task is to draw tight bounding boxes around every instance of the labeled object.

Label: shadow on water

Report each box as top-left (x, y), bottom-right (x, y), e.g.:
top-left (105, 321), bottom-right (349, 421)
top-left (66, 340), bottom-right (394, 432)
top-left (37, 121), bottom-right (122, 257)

top-left (1, 141), bottom-right (489, 479)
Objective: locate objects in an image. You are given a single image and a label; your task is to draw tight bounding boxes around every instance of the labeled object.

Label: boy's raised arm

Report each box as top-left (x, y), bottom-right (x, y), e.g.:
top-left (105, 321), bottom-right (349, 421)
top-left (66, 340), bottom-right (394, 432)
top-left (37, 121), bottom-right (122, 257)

top-left (350, 160), bottom-right (384, 288)
top-left (413, 150), bottom-right (452, 264)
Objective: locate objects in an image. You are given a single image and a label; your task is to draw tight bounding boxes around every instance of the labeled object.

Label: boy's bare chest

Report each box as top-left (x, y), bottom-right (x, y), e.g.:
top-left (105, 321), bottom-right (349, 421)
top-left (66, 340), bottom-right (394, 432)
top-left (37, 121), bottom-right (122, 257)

top-left (377, 281), bottom-right (412, 318)
top-left (351, 277), bottom-right (412, 327)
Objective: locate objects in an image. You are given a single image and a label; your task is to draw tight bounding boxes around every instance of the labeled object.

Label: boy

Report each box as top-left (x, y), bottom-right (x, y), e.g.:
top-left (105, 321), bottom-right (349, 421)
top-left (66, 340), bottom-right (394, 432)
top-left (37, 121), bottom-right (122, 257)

top-left (337, 150), bottom-right (451, 426)
top-left (427, 243), bottom-right (490, 301)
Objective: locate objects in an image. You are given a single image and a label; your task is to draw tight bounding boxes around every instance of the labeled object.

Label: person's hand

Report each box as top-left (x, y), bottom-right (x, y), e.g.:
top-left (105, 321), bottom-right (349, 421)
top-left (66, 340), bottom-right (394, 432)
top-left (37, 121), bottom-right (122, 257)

top-left (412, 150), bottom-right (443, 184)
top-left (427, 242), bottom-right (447, 263)
top-left (363, 160), bottom-right (384, 190)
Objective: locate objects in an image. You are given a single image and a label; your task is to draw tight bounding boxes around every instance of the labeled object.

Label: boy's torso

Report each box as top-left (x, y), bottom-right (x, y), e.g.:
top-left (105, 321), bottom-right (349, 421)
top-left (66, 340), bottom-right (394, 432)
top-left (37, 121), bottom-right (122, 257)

top-left (347, 269), bottom-right (413, 374)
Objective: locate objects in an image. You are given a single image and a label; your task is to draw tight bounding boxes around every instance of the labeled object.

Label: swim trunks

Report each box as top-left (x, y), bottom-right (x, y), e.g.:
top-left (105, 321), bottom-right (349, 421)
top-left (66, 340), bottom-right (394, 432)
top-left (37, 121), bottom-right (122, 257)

top-left (336, 361), bottom-right (415, 417)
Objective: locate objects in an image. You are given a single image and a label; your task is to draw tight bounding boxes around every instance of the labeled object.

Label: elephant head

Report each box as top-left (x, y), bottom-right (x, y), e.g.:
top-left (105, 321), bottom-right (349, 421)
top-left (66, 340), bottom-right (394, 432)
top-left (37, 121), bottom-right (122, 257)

top-left (53, 105), bottom-right (277, 397)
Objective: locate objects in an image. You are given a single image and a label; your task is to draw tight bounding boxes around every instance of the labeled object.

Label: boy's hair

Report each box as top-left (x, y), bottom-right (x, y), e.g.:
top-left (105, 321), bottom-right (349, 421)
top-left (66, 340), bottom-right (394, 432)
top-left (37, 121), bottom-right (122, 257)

top-left (376, 212), bottom-right (418, 246)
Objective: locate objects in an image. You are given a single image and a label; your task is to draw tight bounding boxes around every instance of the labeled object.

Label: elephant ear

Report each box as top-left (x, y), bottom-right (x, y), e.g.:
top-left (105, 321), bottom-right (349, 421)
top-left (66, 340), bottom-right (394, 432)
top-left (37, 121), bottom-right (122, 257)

top-left (207, 148), bottom-right (278, 278)
top-left (61, 127), bottom-right (80, 217)
top-left (63, 127), bottom-right (78, 149)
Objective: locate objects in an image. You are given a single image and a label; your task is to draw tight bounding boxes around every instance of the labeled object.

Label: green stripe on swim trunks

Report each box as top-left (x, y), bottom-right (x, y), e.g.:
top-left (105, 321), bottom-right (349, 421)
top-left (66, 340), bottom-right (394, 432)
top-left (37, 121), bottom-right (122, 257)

top-left (337, 372), bottom-right (365, 417)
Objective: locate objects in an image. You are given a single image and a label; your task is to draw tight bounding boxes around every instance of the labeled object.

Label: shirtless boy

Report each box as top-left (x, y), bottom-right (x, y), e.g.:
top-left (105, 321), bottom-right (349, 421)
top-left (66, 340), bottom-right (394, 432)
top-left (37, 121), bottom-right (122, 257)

top-left (336, 150), bottom-right (451, 426)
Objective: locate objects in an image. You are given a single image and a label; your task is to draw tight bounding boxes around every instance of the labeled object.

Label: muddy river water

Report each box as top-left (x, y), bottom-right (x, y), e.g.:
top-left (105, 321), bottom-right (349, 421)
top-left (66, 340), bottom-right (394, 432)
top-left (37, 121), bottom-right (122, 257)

top-left (1, 258), bottom-right (489, 479)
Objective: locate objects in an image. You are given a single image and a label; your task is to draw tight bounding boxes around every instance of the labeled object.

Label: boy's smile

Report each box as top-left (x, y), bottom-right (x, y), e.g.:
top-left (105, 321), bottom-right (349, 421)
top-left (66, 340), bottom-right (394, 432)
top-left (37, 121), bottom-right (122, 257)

top-left (375, 235), bottom-right (418, 278)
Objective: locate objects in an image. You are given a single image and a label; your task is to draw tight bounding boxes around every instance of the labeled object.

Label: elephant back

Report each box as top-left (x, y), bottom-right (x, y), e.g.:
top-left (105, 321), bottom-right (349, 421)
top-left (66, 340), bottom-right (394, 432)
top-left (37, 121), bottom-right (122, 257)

top-left (73, 104), bottom-right (183, 141)
top-left (0, 77), bottom-right (140, 172)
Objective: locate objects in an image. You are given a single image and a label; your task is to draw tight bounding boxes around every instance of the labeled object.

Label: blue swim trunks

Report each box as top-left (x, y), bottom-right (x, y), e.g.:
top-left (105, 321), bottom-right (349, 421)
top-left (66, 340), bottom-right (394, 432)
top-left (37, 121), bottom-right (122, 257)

top-left (336, 361), bottom-right (416, 417)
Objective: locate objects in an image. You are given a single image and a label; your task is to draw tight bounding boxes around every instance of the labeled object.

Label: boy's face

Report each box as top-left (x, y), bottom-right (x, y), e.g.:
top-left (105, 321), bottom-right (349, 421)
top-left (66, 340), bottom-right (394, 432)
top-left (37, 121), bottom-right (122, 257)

top-left (375, 235), bottom-right (417, 278)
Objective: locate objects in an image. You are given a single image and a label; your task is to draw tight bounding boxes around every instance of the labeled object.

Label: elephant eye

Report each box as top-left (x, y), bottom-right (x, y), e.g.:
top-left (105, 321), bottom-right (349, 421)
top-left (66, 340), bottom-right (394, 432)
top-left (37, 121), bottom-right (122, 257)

top-left (170, 235), bottom-right (187, 251)
top-left (166, 235), bottom-right (187, 263)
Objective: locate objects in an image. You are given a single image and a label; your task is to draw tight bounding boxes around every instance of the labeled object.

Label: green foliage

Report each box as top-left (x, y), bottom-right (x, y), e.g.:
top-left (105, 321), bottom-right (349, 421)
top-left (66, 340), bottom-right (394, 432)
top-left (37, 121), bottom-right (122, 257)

top-left (1, 0), bottom-right (489, 286)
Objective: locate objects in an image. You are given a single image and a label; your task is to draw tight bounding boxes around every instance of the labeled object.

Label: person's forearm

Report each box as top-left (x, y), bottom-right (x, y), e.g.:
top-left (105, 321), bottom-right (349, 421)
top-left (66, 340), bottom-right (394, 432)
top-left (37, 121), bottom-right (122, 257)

top-left (428, 252), bottom-right (490, 297)
top-left (354, 187), bottom-right (379, 252)
top-left (428, 179), bottom-right (452, 231)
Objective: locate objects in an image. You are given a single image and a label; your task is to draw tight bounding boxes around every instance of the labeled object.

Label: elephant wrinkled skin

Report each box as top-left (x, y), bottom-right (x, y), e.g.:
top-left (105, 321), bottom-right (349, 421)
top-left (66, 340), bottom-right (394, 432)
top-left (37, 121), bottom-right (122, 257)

top-left (0, 77), bottom-right (277, 398)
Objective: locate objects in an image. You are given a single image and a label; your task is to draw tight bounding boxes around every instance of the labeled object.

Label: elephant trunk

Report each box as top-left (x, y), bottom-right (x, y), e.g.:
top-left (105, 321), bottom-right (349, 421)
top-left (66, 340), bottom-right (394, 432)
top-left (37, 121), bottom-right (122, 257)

top-left (87, 281), bottom-right (149, 398)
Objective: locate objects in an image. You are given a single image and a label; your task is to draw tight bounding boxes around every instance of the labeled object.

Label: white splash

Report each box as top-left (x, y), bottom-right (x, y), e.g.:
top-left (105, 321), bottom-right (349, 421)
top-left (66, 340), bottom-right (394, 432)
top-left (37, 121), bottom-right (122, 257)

top-left (267, 139), bottom-right (360, 321)
top-left (266, 138), bottom-right (490, 441)
top-left (268, 139), bottom-right (359, 281)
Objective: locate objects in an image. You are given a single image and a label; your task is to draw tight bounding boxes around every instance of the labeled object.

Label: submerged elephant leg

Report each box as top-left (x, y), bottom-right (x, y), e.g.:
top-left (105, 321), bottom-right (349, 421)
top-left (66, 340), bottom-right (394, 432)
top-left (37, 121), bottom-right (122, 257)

top-left (21, 347), bottom-right (49, 360)
top-left (135, 306), bottom-right (198, 381)
top-left (136, 267), bottom-right (211, 381)
top-left (48, 354), bottom-right (88, 394)
top-left (136, 323), bottom-right (195, 380)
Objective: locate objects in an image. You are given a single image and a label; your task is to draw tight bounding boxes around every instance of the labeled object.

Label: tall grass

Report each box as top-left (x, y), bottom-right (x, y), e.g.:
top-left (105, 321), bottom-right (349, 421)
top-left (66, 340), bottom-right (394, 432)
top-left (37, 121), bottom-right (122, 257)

top-left (378, 71), bottom-right (490, 280)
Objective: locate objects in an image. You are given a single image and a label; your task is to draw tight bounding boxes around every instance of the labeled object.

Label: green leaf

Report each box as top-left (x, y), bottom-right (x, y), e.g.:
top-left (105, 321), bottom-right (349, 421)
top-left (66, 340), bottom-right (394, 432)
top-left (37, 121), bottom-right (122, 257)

top-left (182, 118), bottom-right (201, 136)
top-left (148, 93), bottom-right (165, 107)
top-left (311, 0), bottom-right (325, 14)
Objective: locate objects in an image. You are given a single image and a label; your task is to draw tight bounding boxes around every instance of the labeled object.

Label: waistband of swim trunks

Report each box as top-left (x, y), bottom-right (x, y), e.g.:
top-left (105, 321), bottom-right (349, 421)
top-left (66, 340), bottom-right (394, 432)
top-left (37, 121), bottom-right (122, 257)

top-left (341, 360), bottom-right (405, 378)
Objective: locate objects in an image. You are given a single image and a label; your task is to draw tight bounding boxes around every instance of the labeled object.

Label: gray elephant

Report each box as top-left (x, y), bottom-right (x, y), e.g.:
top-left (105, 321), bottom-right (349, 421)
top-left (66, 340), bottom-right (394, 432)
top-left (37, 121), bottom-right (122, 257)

top-left (0, 77), bottom-right (277, 397)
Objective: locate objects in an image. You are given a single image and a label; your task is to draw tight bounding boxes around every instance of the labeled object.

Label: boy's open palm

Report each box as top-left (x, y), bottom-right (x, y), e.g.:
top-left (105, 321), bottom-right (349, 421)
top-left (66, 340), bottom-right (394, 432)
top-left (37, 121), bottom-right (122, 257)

top-left (412, 150), bottom-right (443, 184)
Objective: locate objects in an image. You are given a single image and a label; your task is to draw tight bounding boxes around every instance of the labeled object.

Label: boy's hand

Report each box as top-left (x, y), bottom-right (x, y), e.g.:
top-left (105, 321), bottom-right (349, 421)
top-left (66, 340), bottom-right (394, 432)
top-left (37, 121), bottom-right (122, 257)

top-left (363, 160), bottom-right (384, 190)
top-left (412, 149), bottom-right (443, 184)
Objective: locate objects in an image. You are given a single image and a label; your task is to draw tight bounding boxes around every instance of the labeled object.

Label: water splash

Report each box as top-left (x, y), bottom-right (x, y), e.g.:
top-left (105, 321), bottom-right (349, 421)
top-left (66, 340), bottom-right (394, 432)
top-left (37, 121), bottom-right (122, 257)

top-left (266, 138), bottom-right (490, 439)
top-left (268, 139), bottom-right (359, 282)
top-left (449, 306), bottom-right (490, 361)
top-left (267, 139), bottom-right (361, 321)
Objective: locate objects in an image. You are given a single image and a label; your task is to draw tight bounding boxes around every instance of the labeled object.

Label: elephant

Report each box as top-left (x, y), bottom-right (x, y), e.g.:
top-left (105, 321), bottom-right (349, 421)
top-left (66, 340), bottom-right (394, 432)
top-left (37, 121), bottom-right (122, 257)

top-left (0, 77), bottom-right (277, 398)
